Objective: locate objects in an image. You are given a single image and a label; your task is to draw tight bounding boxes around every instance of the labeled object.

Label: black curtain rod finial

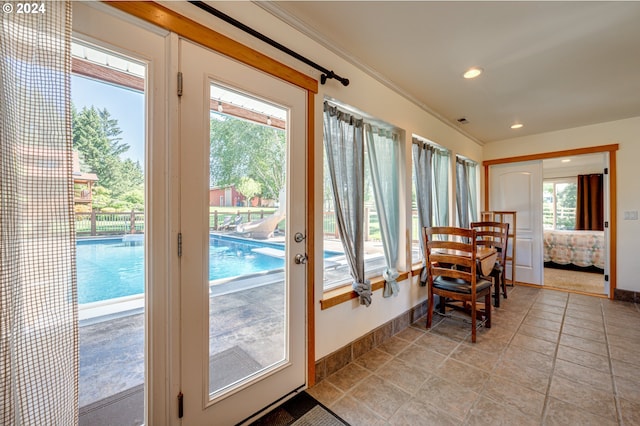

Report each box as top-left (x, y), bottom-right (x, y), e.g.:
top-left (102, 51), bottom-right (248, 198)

top-left (321, 71), bottom-right (350, 86)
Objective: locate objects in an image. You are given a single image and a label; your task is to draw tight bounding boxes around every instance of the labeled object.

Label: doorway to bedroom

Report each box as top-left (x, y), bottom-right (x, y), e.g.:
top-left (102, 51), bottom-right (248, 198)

top-left (542, 153), bottom-right (607, 295)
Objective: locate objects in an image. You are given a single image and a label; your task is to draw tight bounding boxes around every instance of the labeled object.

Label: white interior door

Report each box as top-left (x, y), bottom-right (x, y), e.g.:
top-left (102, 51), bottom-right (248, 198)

top-left (179, 39), bottom-right (307, 425)
top-left (489, 161), bottom-right (543, 285)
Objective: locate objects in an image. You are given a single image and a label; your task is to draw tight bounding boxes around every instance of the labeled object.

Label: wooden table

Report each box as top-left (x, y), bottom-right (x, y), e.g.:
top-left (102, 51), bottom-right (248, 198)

top-left (435, 247), bottom-right (497, 276)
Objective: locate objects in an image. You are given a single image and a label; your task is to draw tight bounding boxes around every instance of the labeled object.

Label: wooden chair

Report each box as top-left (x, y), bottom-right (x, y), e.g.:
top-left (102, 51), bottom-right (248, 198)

top-left (470, 221), bottom-right (510, 308)
top-left (423, 226), bottom-right (492, 343)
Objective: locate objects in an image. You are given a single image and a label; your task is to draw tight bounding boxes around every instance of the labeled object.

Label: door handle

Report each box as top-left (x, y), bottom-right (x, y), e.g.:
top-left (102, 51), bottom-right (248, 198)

top-left (294, 253), bottom-right (308, 264)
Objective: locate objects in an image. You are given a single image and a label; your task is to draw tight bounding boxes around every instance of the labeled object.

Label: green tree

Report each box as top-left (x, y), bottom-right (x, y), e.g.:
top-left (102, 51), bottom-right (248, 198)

top-left (209, 115), bottom-right (285, 200)
top-left (236, 177), bottom-right (262, 203)
top-left (72, 105), bottom-right (144, 209)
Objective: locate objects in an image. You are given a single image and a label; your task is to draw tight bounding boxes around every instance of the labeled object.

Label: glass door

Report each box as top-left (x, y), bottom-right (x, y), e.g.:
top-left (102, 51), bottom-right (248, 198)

top-left (179, 39), bottom-right (308, 425)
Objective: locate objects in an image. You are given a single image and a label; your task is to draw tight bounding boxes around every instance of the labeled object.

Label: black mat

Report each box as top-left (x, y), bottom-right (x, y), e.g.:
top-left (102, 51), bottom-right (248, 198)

top-left (249, 391), bottom-right (349, 426)
top-left (211, 346), bottom-right (262, 392)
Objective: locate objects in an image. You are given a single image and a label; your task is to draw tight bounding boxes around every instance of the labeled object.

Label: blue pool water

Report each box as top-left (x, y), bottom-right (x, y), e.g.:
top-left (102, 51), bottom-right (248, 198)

top-left (77, 235), bottom-right (341, 304)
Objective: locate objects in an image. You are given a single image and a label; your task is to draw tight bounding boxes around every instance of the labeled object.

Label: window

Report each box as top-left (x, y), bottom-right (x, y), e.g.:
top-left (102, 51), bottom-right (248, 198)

top-left (322, 101), bottom-right (400, 294)
top-left (411, 137), bottom-right (450, 262)
top-left (543, 179), bottom-right (577, 230)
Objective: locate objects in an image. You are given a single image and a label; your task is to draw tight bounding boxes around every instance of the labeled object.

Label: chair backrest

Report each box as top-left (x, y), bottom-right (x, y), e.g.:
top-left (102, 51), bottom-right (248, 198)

top-left (423, 226), bottom-right (478, 284)
top-left (470, 221), bottom-right (509, 267)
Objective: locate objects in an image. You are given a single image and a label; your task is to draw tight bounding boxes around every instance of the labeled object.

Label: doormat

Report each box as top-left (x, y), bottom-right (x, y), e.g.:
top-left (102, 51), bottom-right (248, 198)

top-left (249, 391), bottom-right (349, 426)
top-left (210, 346), bottom-right (262, 391)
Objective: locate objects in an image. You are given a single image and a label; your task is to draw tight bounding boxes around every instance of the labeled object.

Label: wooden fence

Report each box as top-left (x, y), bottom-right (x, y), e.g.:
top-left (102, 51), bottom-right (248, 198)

top-left (75, 209), bottom-right (275, 236)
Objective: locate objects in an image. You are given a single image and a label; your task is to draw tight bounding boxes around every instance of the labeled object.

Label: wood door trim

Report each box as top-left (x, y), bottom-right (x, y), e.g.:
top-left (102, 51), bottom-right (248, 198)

top-left (106, 1), bottom-right (318, 93)
top-left (483, 144), bottom-right (619, 299)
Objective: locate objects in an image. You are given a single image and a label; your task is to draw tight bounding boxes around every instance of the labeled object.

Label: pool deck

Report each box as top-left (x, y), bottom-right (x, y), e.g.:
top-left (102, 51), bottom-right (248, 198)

top-left (78, 236), bottom-right (386, 422)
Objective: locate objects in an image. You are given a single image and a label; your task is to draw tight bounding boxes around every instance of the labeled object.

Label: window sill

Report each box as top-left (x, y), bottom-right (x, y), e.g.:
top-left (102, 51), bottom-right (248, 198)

top-left (320, 268), bottom-right (422, 310)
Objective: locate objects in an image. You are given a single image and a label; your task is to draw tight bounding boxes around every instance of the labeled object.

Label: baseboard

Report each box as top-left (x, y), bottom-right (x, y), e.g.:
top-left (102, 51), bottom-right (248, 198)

top-left (314, 299), bottom-right (428, 383)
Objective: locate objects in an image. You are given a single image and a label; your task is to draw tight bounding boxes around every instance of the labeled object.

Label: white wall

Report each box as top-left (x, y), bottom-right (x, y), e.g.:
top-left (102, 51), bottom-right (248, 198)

top-left (160, 1), bottom-right (483, 358)
top-left (484, 116), bottom-right (640, 293)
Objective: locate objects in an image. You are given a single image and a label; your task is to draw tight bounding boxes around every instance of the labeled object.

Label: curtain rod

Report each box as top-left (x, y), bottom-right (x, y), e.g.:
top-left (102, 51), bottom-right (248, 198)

top-left (189, 1), bottom-right (350, 86)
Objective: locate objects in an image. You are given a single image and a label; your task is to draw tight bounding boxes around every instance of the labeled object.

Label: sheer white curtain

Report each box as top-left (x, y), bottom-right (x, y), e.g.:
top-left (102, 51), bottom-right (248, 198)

top-left (456, 156), bottom-right (478, 228)
top-left (323, 101), bottom-right (371, 306)
top-left (366, 126), bottom-right (400, 297)
top-left (1, 2), bottom-right (78, 424)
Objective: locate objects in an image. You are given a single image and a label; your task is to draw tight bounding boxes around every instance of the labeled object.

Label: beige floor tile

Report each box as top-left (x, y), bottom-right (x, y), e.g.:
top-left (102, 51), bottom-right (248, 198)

top-left (553, 358), bottom-right (613, 393)
top-left (556, 344), bottom-right (610, 373)
top-left (326, 362), bottom-right (371, 392)
top-left (395, 344), bottom-right (447, 370)
top-left (544, 397), bottom-right (618, 426)
top-left (377, 336), bottom-right (412, 356)
top-left (548, 375), bottom-right (617, 421)
top-left (619, 397), bottom-right (640, 426)
top-left (511, 333), bottom-right (557, 357)
top-left (564, 308), bottom-right (600, 322)
top-left (611, 357), bottom-right (640, 378)
top-left (374, 358), bottom-right (431, 394)
top-left (517, 323), bottom-right (560, 343)
top-left (483, 375), bottom-right (546, 418)
top-left (563, 315), bottom-right (604, 332)
top-left (608, 333), bottom-right (640, 353)
top-left (394, 325), bottom-right (425, 343)
top-left (466, 395), bottom-right (539, 426)
top-left (417, 375), bottom-right (479, 422)
top-left (449, 342), bottom-right (500, 372)
top-left (526, 309), bottom-right (564, 325)
top-left (531, 302), bottom-right (566, 315)
top-left (609, 342), bottom-right (640, 367)
top-left (388, 398), bottom-right (460, 426)
top-left (330, 394), bottom-right (387, 426)
top-left (559, 333), bottom-right (608, 357)
top-left (306, 380), bottom-right (344, 406)
top-left (522, 315), bottom-right (563, 332)
top-left (500, 344), bottom-right (554, 374)
top-left (349, 375), bottom-right (410, 420)
top-left (429, 316), bottom-right (473, 341)
top-left (413, 331), bottom-right (461, 356)
top-left (615, 375), bottom-right (640, 403)
top-left (433, 358), bottom-right (490, 393)
top-left (561, 323), bottom-right (606, 343)
top-left (354, 348), bottom-right (393, 372)
top-left (493, 359), bottom-right (551, 394)
top-left (605, 323), bottom-right (640, 341)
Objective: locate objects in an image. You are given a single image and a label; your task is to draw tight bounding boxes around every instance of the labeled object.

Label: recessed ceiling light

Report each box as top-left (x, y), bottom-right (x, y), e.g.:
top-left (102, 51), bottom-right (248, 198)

top-left (463, 67), bottom-right (483, 79)
top-left (510, 123), bottom-right (523, 129)
top-left (561, 159), bottom-right (571, 163)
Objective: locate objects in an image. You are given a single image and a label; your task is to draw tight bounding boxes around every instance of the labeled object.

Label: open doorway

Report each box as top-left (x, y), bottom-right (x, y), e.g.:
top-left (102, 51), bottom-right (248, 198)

top-left (542, 153), bottom-right (606, 295)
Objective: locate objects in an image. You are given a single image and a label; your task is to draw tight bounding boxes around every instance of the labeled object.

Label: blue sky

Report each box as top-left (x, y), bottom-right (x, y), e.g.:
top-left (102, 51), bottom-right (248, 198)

top-left (71, 75), bottom-right (145, 168)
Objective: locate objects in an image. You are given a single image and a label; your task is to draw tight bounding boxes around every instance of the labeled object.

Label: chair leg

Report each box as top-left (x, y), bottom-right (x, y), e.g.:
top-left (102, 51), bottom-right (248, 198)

top-left (426, 293), bottom-right (433, 329)
top-left (492, 273), bottom-right (501, 308)
top-left (471, 301), bottom-right (477, 343)
top-left (485, 293), bottom-right (492, 329)
top-left (502, 270), bottom-right (508, 299)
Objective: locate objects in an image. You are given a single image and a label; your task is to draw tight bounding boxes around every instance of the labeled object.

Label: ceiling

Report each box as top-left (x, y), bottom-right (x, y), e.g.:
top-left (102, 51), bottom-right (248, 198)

top-left (261, 1), bottom-right (640, 144)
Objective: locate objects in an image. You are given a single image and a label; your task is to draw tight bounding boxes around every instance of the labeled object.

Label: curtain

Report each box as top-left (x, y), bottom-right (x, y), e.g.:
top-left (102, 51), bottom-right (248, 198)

top-left (323, 102), bottom-right (371, 306)
top-left (576, 174), bottom-right (604, 231)
top-left (413, 140), bottom-right (450, 285)
top-left (412, 139), bottom-right (434, 285)
top-left (433, 148), bottom-right (450, 228)
top-left (456, 157), bottom-right (477, 228)
top-left (1, 2), bottom-right (78, 424)
top-left (366, 126), bottom-right (400, 297)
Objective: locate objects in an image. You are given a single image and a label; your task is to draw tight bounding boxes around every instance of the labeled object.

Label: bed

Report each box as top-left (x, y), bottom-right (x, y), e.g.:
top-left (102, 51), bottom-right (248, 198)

top-left (543, 230), bottom-right (605, 270)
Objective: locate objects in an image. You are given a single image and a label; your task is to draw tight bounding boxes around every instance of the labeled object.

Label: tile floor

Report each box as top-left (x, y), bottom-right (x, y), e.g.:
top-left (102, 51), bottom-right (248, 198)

top-left (307, 285), bottom-right (640, 425)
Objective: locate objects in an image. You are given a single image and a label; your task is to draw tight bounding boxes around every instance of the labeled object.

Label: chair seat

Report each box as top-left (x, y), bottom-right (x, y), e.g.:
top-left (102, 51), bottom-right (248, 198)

top-left (433, 276), bottom-right (492, 294)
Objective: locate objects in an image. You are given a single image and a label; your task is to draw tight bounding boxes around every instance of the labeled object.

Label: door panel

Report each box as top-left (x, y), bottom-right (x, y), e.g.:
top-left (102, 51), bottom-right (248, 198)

top-left (490, 161), bottom-right (543, 284)
top-left (179, 39), bottom-right (307, 424)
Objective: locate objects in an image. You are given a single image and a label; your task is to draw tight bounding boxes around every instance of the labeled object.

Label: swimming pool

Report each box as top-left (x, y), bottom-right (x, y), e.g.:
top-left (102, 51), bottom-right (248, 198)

top-left (77, 235), bottom-right (342, 304)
